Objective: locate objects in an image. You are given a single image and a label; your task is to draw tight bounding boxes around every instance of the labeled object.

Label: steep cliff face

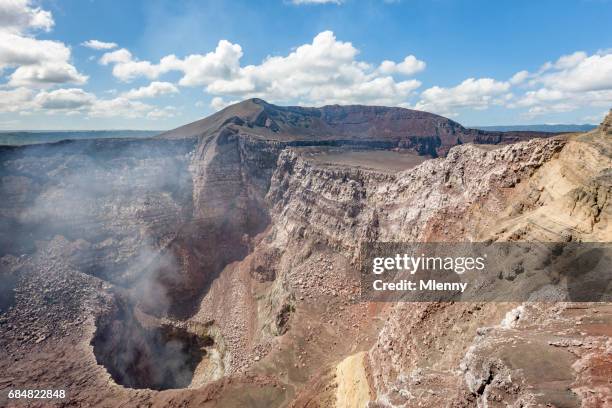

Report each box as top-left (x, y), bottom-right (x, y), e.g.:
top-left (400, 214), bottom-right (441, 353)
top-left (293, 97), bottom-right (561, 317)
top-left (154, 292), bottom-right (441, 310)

top-left (0, 100), bottom-right (556, 315)
top-left (165, 129), bottom-right (282, 315)
top-left (0, 102), bottom-right (609, 408)
top-left (267, 137), bottom-right (566, 254)
top-left (0, 138), bottom-right (196, 279)
top-left (361, 131), bottom-right (611, 407)
top-left (0, 130), bottom-right (280, 317)
top-left (260, 127), bottom-right (610, 407)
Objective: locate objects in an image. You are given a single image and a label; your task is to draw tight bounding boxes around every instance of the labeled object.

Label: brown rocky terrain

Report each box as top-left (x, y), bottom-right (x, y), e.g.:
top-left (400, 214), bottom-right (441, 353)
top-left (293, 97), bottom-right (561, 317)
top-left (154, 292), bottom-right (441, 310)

top-left (0, 101), bottom-right (610, 407)
top-left (158, 98), bottom-right (554, 157)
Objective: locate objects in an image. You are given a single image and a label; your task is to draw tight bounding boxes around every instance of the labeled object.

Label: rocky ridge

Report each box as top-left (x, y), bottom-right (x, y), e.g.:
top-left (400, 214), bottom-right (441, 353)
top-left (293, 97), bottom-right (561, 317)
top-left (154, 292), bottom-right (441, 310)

top-left (0, 100), bottom-right (609, 407)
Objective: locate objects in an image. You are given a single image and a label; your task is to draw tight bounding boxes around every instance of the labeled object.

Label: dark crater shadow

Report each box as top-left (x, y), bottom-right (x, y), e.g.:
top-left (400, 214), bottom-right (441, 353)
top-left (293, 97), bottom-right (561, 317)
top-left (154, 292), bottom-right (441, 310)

top-left (91, 298), bottom-right (212, 390)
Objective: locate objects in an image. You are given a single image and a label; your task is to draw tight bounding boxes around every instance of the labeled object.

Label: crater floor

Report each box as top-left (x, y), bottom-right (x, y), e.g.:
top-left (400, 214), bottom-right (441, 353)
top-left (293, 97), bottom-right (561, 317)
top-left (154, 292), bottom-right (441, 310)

top-left (1, 103), bottom-right (610, 407)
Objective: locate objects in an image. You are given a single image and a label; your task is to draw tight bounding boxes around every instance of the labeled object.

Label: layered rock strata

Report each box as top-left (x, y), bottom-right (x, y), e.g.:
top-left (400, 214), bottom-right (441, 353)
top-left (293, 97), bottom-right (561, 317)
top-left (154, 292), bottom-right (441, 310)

top-left (0, 100), bottom-right (609, 407)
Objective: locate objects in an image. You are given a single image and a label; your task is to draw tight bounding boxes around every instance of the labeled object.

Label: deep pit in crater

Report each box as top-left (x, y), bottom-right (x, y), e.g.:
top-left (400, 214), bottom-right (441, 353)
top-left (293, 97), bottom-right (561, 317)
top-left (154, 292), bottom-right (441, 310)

top-left (91, 302), bottom-right (213, 391)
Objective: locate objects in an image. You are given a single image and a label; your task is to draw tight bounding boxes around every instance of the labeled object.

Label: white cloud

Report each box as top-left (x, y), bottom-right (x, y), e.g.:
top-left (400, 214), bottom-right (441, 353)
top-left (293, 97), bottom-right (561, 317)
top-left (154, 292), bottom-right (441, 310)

top-left (409, 49), bottom-right (612, 119)
top-left (582, 111), bottom-right (608, 124)
top-left (100, 48), bottom-right (133, 65)
top-left (538, 52), bottom-right (612, 93)
top-left (416, 78), bottom-right (511, 115)
top-left (0, 1), bottom-right (87, 87)
top-left (7, 8), bottom-right (607, 125)
top-left (306, 76), bottom-right (421, 106)
top-left (0, 87), bottom-right (33, 112)
top-left (510, 88), bottom-right (564, 108)
top-left (2, 86), bottom-right (175, 120)
top-left (86, 95), bottom-right (175, 120)
top-left (585, 90), bottom-right (612, 107)
top-left (99, 48), bottom-right (183, 82)
top-left (7, 58), bottom-right (88, 87)
top-left (121, 81), bottom-right (179, 99)
top-left (147, 106), bottom-right (177, 119)
top-left (524, 103), bottom-right (575, 118)
top-left (508, 50), bottom-right (612, 117)
top-left (509, 70), bottom-right (529, 85)
top-left (174, 40), bottom-right (243, 86)
top-left (378, 55), bottom-right (426, 76)
top-left (216, 31), bottom-right (422, 105)
top-left (0, 33), bottom-right (71, 68)
top-left (84, 96), bottom-right (174, 119)
top-left (99, 31), bottom-right (424, 106)
top-left (88, 97), bottom-right (153, 118)
top-left (0, 0), bottom-right (53, 34)
top-left (210, 97), bottom-right (240, 111)
top-left (0, 2), bottom-right (175, 122)
top-left (81, 39), bottom-right (117, 50)
top-left (210, 97), bottom-right (227, 111)
top-left (100, 41), bottom-right (242, 84)
top-left (33, 88), bottom-right (95, 110)
top-left (553, 51), bottom-right (587, 70)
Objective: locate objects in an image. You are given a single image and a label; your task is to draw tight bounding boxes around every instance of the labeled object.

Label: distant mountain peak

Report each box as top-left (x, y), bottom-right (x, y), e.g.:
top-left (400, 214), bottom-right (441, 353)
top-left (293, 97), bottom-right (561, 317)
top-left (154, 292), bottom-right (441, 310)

top-left (159, 99), bottom-right (559, 156)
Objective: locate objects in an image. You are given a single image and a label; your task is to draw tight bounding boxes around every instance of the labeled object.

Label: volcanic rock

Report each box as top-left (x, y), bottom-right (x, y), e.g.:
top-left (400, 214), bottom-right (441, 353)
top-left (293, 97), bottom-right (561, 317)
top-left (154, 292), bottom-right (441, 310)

top-left (0, 101), bottom-right (610, 407)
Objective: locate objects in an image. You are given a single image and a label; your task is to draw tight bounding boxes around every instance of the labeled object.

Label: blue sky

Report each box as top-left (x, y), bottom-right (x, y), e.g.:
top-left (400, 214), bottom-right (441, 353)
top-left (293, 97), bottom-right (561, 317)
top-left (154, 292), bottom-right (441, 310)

top-left (1, 0), bottom-right (611, 130)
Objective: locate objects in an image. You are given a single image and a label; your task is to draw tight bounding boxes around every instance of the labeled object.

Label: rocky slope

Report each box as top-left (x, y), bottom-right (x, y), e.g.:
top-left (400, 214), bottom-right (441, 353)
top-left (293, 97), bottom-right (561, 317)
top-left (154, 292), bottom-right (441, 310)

top-left (263, 118), bottom-right (610, 407)
top-left (159, 98), bottom-right (555, 156)
top-left (0, 101), bottom-right (609, 407)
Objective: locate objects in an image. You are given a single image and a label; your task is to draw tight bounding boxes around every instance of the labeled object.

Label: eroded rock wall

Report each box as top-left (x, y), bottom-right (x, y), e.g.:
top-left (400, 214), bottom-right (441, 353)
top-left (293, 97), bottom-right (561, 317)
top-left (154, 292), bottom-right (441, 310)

top-left (260, 132), bottom-right (611, 407)
top-left (266, 137), bottom-right (566, 256)
top-left (0, 139), bottom-right (196, 284)
top-left (1, 107), bottom-right (609, 407)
